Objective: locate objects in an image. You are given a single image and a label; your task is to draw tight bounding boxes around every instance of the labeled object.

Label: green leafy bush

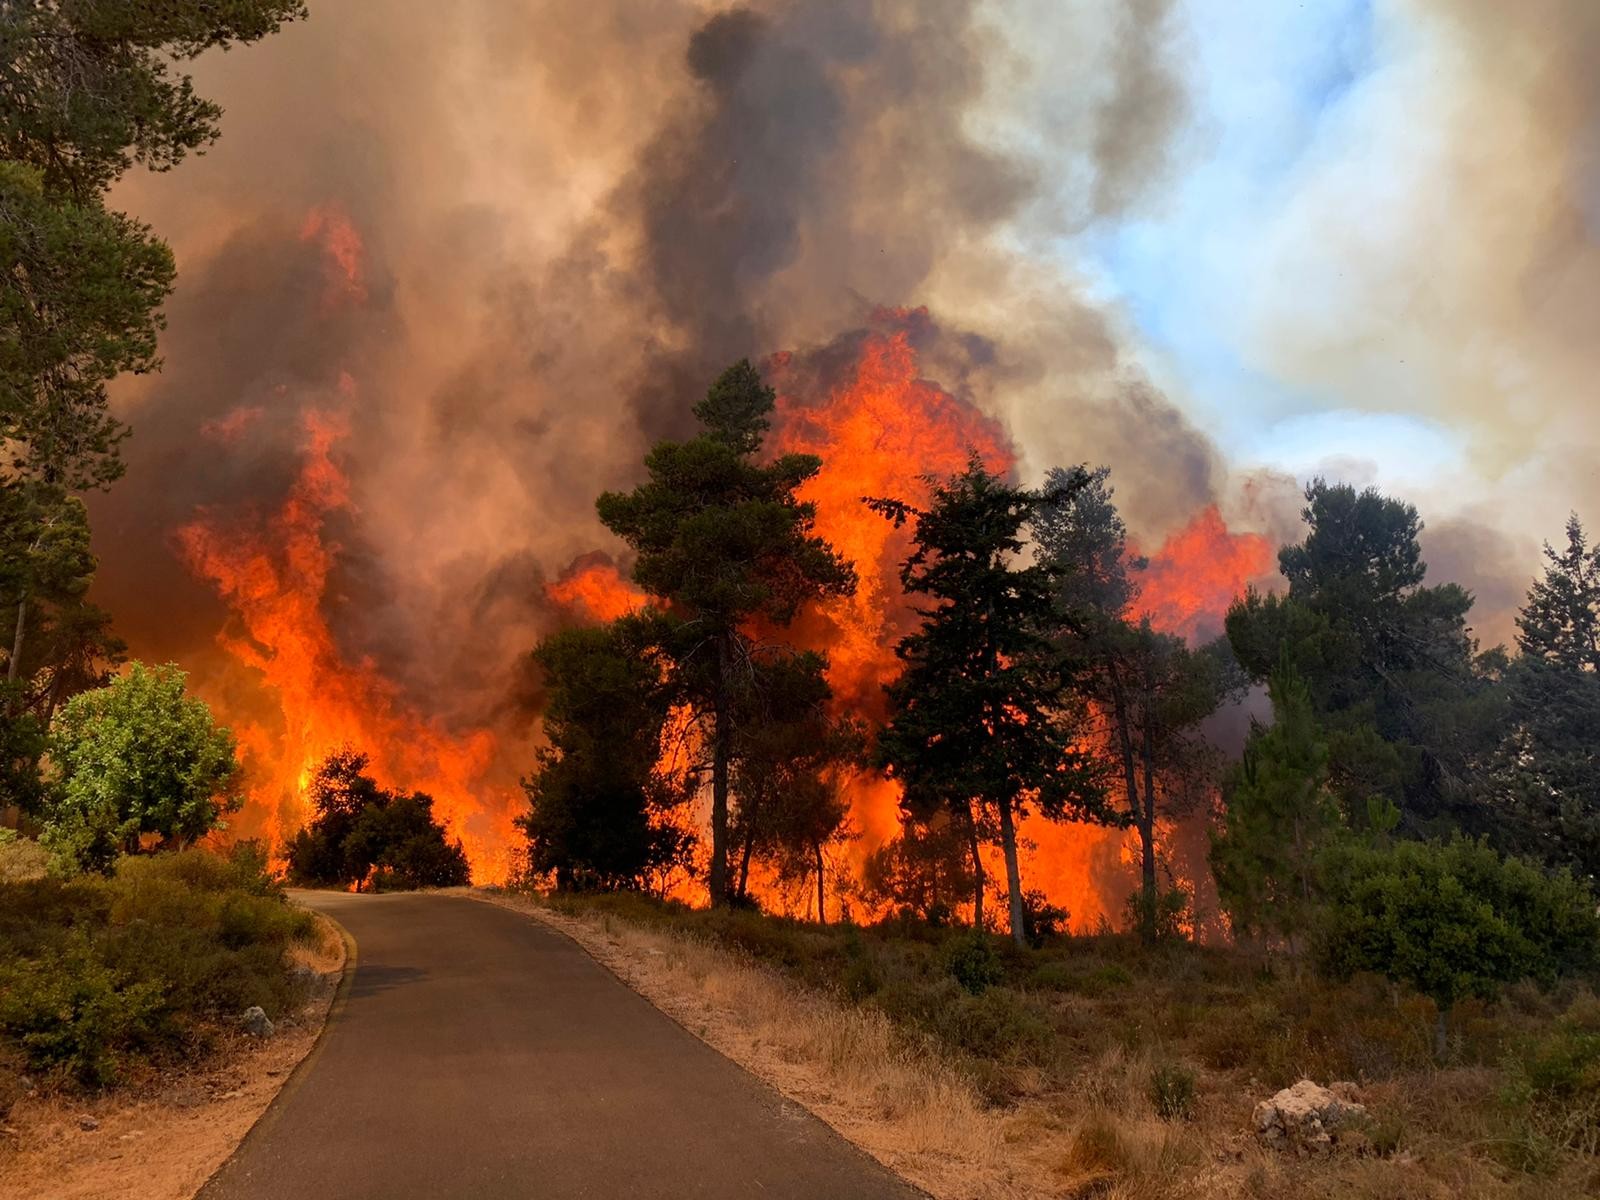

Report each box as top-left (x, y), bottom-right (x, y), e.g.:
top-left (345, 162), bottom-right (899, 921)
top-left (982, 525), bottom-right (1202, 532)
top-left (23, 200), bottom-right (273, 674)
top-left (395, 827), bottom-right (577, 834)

top-left (43, 663), bottom-right (241, 872)
top-left (944, 929), bottom-right (1005, 995)
top-left (1318, 838), bottom-right (1600, 1056)
top-left (0, 848), bottom-right (315, 1085)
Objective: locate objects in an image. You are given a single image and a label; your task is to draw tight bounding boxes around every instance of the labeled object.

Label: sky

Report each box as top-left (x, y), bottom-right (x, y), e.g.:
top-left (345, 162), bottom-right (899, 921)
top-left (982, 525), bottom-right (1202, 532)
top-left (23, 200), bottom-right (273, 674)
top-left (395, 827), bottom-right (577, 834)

top-left (104, 0), bottom-right (1600, 681)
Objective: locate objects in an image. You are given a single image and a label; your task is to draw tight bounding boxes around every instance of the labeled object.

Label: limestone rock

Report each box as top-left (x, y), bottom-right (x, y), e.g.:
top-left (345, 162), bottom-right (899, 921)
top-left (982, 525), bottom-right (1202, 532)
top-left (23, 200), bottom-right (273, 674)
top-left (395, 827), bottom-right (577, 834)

top-left (241, 1006), bottom-right (276, 1038)
top-left (1253, 1079), bottom-right (1367, 1152)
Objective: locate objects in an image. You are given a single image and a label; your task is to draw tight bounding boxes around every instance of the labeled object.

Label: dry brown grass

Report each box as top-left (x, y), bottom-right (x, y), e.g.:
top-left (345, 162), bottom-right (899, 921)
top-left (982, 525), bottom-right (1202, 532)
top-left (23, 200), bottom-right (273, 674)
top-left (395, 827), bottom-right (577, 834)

top-left (476, 890), bottom-right (1597, 1200)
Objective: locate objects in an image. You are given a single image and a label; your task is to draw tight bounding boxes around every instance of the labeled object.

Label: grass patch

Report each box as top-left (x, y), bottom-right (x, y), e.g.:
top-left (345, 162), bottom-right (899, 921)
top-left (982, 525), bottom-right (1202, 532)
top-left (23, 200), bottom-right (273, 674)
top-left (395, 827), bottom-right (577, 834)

top-left (521, 886), bottom-right (1600, 1198)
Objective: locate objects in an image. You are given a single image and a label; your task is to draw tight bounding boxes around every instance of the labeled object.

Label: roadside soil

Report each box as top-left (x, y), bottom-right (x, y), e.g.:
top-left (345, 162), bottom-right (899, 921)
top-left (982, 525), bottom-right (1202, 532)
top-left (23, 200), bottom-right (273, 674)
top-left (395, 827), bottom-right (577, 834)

top-left (0, 911), bottom-right (347, 1200)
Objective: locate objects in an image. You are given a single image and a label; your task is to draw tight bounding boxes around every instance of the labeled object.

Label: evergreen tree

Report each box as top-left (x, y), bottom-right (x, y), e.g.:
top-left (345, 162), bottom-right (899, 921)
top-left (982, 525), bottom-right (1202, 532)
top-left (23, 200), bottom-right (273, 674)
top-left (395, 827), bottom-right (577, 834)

top-left (1226, 480), bottom-right (1499, 833)
top-left (1210, 660), bottom-right (1342, 946)
top-left (518, 617), bottom-right (694, 893)
top-left (728, 649), bottom-right (861, 921)
top-left (1485, 515), bottom-right (1600, 883)
top-left (1037, 465), bottom-right (1242, 939)
top-left (872, 455), bottom-right (1111, 947)
top-left (287, 749), bottom-right (471, 891)
top-left (597, 361), bottom-right (854, 905)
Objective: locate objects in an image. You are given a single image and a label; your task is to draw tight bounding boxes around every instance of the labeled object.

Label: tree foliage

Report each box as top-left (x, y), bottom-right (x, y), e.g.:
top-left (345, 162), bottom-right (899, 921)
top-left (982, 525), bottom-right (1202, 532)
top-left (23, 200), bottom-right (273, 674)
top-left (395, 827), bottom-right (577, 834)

top-left (286, 748), bottom-right (470, 891)
top-left (1226, 480), bottom-right (1499, 832)
top-left (872, 455), bottom-right (1111, 946)
top-left (1317, 837), bottom-right (1600, 1057)
top-left (518, 618), bottom-right (693, 893)
top-left (0, 0), bottom-right (308, 199)
top-left (597, 360), bottom-right (854, 904)
top-left (1484, 514), bottom-right (1600, 884)
top-left (1210, 660), bottom-right (1342, 944)
top-left (1038, 464), bottom-right (1242, 938)
top-left (43, 662), bottom-right (240, 871)
top-left (0, 164), bottom-right (174, 489)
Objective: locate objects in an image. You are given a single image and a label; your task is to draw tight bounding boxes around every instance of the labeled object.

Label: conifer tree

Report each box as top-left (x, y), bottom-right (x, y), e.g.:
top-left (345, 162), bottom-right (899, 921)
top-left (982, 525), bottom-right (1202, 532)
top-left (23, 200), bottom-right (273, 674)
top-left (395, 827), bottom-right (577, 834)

top-left (598, 361), bottom-right (854, 904)
top-left (872, 455), bottom-right (1109, 946)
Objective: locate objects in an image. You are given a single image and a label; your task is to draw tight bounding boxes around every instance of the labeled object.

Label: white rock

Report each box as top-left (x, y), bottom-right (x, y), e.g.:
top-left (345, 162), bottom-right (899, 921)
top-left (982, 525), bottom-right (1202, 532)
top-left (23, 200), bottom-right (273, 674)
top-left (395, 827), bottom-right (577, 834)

top-left (1253, 1079), bottom-right (1367, 1151)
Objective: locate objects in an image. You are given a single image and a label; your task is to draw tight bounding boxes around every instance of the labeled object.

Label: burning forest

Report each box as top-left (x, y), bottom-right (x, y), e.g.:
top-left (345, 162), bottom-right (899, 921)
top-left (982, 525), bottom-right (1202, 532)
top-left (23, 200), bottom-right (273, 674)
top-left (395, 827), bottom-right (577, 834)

top-left (8, 3), bottom-right (1600, 1198)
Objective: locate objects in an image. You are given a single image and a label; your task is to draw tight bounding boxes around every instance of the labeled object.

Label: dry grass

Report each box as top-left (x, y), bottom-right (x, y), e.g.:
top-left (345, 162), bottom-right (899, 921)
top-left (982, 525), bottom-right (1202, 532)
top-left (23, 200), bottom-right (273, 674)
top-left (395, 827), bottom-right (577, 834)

top-left (477, 889), bottom-right (1599, 1200)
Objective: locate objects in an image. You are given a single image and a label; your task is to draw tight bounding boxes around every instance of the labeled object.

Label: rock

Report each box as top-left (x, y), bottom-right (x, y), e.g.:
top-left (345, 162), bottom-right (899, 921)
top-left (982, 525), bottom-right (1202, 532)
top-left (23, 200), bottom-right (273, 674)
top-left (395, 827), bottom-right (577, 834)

top-left (78, 1115), bottom-right (100, 1131)
top-left (1252, 1079), bottom-right (1367, 1152)
top-left (240, 1006), bottom-right (275, 1038)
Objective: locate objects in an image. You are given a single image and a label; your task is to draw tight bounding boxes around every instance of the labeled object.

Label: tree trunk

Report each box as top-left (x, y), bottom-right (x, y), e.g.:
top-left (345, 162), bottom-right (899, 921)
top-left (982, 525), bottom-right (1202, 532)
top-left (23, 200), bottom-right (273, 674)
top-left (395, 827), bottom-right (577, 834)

top-left (1432, 1007), bottom-right (1448, 1063)
top-left (736, 828), bottom-right (755, 900)
top-left (814, 841), bottom-right (826, 926)
top-left (6, 593), bottom-right (25, 685)
top-left (1138, 713), bottom-right (1159, 942)
top-left (966, 802), bottom-right (984, 932)
top-left (1107, 660), bottom-right (1150, 937)
top-left (998, 793), bottom-right (1027, 948)
top-left (708, 633), bottom-right (732, 907)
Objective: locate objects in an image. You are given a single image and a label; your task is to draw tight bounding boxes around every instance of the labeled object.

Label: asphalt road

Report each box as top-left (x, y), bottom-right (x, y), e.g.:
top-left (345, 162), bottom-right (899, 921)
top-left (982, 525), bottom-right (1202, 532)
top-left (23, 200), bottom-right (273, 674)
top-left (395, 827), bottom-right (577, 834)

top-left (199, 891), bottom-right (922, 1200)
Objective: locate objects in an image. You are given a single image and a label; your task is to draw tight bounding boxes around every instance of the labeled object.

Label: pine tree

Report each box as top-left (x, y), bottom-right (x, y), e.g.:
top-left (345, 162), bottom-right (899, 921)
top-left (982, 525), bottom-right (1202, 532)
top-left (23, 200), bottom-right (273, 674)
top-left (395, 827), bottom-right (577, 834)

top-left (1210, 660), bottom-right (1342, 947)
top-left (872, 455), bottom-right (1110, 946)
top-left (598, 361), bottom-right (854, 904)
top-left (1486, 515), bottom-right (1600, 883)
top-left (1037, 465), bottom-right (1242, 939)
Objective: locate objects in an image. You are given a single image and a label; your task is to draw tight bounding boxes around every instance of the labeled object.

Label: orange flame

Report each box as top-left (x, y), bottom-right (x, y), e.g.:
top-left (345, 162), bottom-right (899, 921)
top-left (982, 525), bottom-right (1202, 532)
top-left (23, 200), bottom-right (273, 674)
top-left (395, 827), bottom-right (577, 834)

top-left (174, 407), bottom-right (517, 882)
top-left (1136, 505), bottom-right (1275, 644)
top-left (546, 555), bottom-right (650, 623)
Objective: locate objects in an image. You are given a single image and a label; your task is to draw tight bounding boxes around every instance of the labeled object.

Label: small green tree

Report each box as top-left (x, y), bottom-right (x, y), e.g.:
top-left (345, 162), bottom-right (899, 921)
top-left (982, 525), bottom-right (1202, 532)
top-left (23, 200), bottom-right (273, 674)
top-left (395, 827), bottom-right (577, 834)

top-left (1036, 465), bottom-right (1244, 939)
top-left (872, 455), bottom-right (1111, 947)
top-left (1486, 514), bottom-right (1600, 884)
top-left (518, 617), bottom-right (693, 893)
top-left (286, 748), bottom-right (470, 891)
top-left (597, 361), bottom-right (855, 904)
top-left (43, 662), bottom-right (240, 871)
top-left (1317, 838), bottom-right (1600, 1059)
top-left (1210, 660), bottom-right (1342, 947)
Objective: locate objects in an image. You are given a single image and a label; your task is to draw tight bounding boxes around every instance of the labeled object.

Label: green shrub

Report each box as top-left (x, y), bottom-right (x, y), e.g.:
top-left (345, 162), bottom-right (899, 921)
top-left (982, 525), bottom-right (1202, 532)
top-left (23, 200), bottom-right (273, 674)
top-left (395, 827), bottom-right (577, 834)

top-left (1318, 838), bottom-right (1600, 1057)
top-left (1148, 1060), bottom-right (1197, 1120)
top-left (0, 935), bottom-right (166, 1085)
top-left (944, 929), bottom-right (1005, 995)
top-left (0, 849), bottom-right (316, 1086)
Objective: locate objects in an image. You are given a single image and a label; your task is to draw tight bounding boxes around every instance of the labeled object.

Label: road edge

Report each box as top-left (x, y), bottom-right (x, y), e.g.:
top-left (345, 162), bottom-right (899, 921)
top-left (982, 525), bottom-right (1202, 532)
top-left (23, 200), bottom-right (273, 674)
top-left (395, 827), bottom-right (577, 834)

top-left (462, 889), bottom-right (944, 1199)
top-left (189, 903), bottom-right (357, 1199)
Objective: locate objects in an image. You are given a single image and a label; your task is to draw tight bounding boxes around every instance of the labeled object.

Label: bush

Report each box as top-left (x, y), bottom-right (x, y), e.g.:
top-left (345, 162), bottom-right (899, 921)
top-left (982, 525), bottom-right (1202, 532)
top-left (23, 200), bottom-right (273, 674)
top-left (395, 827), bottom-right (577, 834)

top-left (0, 848), bottom-right (316, 1085)
top-left (287, 748), bottom-right (470, 890)
top-left (0, 830), bottom-right (49, 883)
top-left (1318, 838), bottom-right (1600, 1056)
top-left (944, 929), bottom-right (1005, 995)
top-left (43, 663), bottom-right (241, 872)
top-left (1148, 1061), bottom-right (1197, 1120)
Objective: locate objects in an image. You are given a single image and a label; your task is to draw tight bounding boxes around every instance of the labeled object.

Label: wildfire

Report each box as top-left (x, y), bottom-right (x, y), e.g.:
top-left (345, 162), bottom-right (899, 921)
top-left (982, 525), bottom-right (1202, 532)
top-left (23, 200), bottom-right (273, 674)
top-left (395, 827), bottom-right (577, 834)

top-left (546, 554), bottom-right (650, 623)
top-left (174, 406), bottom-right (517, 882)
top-left (1136, 505), bottom-right (1275, 643)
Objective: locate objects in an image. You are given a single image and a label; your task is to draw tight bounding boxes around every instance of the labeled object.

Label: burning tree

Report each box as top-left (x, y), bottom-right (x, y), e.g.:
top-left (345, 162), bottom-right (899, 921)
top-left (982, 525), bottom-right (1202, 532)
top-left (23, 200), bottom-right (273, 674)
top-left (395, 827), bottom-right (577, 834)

top-left (728, 648), bottom-right (863, 922)
top-left (871, 455), bottom-right (1112, 947)
top-left (597, 360), bottom-right (855, 906)
top-left (1036, 466), bottom-right (1244, 940)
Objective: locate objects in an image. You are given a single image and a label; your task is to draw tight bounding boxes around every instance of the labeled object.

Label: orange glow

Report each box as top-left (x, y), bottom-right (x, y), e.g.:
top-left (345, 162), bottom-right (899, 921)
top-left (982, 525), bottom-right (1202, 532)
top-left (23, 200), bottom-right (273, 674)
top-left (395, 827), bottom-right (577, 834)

top-left (1136, 505), bottom-right (1275, 643)
top-left (174, 408), bottom-right (517, 882)
top-left (546, 555), bottom-right (650, 623)
top-left (299, 204), bottom-right (368, 308)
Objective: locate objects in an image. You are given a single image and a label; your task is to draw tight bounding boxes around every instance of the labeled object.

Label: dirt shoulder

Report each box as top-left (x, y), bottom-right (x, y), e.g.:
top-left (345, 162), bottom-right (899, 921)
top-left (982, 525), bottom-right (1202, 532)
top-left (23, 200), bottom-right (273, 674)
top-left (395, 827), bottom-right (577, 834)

top-left (0, 909), bottom-right (349, 1200)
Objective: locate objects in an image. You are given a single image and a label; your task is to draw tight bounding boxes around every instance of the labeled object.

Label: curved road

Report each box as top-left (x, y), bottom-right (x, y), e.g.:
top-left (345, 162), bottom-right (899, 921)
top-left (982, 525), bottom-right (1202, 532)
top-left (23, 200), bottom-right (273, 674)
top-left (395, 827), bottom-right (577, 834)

top-left (200, 892), bottom-right (921, 1200)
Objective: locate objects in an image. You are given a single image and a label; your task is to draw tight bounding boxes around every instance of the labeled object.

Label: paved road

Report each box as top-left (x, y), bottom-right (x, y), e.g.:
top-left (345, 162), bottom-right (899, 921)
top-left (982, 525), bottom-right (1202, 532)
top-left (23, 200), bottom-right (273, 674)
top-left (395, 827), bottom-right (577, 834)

top-left (200, 892), bottom-right (921, 1200)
